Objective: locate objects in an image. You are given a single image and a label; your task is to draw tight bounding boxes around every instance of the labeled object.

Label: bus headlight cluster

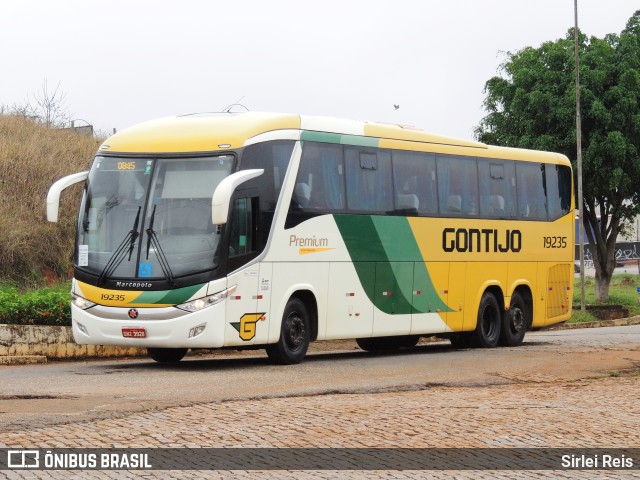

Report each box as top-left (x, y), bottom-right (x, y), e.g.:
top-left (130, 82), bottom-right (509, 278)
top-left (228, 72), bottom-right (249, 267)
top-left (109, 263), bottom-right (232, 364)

top-left (72, 292), bottom-right (96, 310)
top-left (176, 285), bottom-right (236, 312)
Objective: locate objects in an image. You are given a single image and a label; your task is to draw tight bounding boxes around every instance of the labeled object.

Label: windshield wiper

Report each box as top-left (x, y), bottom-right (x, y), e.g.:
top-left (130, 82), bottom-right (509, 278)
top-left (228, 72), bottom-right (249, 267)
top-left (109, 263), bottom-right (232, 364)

top-left (96, 206), bottom-right (141, 286)
top-left (145, 204), bottom-right (177, 286)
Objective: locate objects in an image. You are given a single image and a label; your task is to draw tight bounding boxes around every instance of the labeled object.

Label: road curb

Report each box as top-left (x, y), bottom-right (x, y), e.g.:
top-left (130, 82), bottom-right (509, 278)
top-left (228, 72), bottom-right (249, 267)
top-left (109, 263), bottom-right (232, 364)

top-left (547, 316), bottom-right (640, 330)
top-left (0, 355), bottom-right (47, 365)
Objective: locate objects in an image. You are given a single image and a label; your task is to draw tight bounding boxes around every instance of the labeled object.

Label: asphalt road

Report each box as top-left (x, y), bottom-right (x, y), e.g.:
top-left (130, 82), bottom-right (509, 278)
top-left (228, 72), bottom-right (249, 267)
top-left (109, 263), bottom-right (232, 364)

top-left (1, 325), bottom-right (639, 432)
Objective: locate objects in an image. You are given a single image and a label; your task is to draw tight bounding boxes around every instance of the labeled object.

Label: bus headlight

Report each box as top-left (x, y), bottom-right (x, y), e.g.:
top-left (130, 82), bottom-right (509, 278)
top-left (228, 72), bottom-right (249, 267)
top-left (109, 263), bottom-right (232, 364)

top-left (72, 292), bottom-right (96, 310)
top-left (176, 285), bottom-right (236, 312)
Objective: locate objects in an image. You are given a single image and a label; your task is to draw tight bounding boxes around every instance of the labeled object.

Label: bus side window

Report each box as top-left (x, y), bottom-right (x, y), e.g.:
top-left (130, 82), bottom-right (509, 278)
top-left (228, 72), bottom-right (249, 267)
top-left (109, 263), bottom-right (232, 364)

top-left (546, 164), bottom-right (572, 220)
top-left (392, 150), bottom-right (437, 216)
top-left (437, 154), bottom-right (479, 217)
top-left (478, 159), bottom-right (516, 218)
top-left (516, 162), bottom-right (547, 220)
top-left (345, 147), bottom-right (392, 212)
top-left (294, 142), bottom-right (344, 211)
top-left (229, 197), bottom-right (258, 259)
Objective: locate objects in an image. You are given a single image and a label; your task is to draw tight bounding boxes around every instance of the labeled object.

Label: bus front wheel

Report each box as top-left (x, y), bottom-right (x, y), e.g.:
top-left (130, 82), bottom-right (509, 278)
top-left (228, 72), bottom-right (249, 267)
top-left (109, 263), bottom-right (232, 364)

top-left (499, 291), bottom-right (527, 347)
top-left (473, 292), bottom-right (501, 348)
top-left (147, 348), bottom-right (188, 363)
top-left (266, 298), bottom-right (310, 365)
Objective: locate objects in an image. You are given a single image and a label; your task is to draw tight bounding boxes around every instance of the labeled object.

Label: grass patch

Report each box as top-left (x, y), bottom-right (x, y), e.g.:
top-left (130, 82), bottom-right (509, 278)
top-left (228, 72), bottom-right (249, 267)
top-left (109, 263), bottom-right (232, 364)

top-left (570, 273), bottom-right (640, 322)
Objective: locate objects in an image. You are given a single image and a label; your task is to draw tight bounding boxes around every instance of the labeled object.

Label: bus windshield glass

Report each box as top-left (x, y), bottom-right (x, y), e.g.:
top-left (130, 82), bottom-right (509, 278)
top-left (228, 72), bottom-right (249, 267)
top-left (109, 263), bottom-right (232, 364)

top-left (77, 155), bottom-right (234, 280)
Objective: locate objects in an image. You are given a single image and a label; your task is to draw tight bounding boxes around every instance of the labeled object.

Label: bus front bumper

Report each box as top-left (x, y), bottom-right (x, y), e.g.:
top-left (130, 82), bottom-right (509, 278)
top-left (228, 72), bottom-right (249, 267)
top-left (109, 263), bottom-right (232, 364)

top-left (71, 302), bottom-right (227, 348)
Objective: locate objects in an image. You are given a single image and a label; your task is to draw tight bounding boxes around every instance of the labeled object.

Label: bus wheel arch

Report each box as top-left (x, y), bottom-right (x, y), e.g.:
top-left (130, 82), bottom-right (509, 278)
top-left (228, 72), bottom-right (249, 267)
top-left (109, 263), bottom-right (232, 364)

top-left (266, 291), bottom-right (316, 365)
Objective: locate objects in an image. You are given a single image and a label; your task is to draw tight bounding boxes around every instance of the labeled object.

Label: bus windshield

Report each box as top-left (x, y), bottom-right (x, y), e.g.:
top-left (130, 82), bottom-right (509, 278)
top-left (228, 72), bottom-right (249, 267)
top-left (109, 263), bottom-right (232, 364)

top-left (77, 155), bottom-right (234, 281)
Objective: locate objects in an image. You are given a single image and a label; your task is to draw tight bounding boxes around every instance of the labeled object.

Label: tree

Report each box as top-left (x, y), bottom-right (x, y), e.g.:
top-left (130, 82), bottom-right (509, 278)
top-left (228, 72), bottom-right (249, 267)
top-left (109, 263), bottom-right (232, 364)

top-left (475, 11), bottom-right (640, 302)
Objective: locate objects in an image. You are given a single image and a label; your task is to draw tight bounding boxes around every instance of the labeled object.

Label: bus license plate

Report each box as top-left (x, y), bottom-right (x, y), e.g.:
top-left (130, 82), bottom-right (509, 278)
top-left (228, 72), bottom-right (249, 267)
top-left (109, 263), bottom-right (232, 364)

top-left (122, 328), bottom-right (147, 338)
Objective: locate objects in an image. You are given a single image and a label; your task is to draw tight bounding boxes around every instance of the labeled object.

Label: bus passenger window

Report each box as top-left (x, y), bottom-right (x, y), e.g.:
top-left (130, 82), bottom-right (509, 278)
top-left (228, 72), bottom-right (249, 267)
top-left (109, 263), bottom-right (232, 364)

top-left (437, 154), bottom-right (478, 217)
top-left (392, 151), bottom-right (437, 216)
top-left (294, 143), bottom-right (344, 211)
top-left (546, 164), bottom-right (572, 220)
top-left (345, 147), bottom-right (392, 212)
top-left (516, 163), bottom-right (547, 220)
top-left (478, 159), bottom-right (516, 218)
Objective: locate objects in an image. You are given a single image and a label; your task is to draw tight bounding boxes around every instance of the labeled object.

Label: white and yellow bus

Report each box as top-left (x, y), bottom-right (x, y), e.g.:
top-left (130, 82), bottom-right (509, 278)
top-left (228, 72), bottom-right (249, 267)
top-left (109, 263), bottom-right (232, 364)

top-left (47, 112), bottom-right (574, 363)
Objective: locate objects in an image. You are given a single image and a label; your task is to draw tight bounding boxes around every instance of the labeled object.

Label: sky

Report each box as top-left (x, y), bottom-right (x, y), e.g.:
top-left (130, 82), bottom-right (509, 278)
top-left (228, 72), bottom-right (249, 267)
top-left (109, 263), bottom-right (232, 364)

top-left (1, 0), bottom-right (638, 140)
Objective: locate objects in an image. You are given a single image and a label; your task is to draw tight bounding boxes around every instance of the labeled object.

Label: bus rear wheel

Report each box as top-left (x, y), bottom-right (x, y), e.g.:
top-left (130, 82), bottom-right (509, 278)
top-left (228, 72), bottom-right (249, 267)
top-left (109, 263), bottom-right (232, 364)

top-left (472, 292), bottom-right (501, 348)
top-left (499, 291), bottom-right (528, 347)
top-left (147, 348), bottom-right (188, 363)
top-left (266, 298), bottom-right (310, 365)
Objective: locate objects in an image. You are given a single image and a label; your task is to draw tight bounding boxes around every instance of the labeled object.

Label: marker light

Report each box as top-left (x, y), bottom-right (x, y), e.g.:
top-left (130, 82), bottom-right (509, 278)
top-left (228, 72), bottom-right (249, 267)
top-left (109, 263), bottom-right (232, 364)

top-left (71, 292), bottom-right (96, 310)
top-left (176, 285), bottom-right (237, 312)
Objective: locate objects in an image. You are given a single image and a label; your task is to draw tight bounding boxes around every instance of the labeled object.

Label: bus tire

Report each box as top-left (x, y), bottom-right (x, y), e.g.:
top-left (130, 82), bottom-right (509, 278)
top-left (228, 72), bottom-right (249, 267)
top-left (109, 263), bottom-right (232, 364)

top-left (147, 348), bottom-right (188, 363)
top-left (356, 335), bottom-right (419, 352)
top-left (499, 291), bottom-right (527, 347)
top-left (266, 298), bottom-right (310, 365)
top-left (473, 292), bottom-right (501, 348)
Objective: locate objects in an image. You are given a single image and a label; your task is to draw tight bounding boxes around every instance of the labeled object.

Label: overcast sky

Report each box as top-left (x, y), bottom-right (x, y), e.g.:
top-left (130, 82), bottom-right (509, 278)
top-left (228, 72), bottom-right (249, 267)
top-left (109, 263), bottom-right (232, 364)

top-left (1, 1), bottom-right (637, 140)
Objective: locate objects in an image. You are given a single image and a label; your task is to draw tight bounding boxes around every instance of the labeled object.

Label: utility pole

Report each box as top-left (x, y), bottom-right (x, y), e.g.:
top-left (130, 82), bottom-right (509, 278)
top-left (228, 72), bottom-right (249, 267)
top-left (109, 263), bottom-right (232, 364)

top-left (574, 0), bottom-right (586, 311)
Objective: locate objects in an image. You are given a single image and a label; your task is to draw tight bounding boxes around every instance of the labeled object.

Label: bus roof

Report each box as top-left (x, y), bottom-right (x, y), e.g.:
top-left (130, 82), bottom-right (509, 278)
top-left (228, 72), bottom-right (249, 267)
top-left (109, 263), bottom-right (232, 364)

top-left (98, 112), bottom-right (570, 166)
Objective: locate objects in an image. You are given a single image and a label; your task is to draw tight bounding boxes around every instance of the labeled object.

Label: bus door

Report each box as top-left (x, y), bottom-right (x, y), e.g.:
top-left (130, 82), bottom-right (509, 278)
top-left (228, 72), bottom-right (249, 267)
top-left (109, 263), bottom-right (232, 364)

top-left (224, 192), bottom-right (269, 346)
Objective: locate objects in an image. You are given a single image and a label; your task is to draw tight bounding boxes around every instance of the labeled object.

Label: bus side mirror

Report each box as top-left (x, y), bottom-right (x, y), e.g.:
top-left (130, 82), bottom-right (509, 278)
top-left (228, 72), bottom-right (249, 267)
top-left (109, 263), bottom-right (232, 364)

top-left (46, 171), bottom-right (89, 222)
top-left (212, 169), bottom-right (264, 225)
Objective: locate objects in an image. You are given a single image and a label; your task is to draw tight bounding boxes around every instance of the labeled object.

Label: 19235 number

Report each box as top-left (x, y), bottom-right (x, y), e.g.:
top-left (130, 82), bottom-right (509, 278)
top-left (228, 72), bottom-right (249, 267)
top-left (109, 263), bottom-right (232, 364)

top-left (543, 236), bottom-right (567, 248)
top-left (101, 293), bottom-right (125, 301)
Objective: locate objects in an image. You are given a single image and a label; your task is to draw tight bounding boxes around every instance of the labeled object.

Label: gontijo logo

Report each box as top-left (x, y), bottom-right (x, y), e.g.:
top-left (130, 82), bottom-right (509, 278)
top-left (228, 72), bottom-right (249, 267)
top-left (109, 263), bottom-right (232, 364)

top-left (442, 228), bottom-right (522, 253)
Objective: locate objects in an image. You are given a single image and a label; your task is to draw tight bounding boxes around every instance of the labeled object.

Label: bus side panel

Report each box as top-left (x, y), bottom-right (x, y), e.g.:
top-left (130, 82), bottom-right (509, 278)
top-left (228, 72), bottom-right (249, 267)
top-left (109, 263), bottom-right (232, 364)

top-left (410, 262), bottom-right (449, 335)
top-left (324, 262), bottom-right (374, 340)
top-left (224, 264), bottom-right (260, 347)
top-left (268, 262), bottom-right (330, 344)
top-left (447, 262), bottom-right (467, 332)
top-left (372, 262), bottom-right (413, 337)
top-left (424, 262), bottom-right (451, 330)
top-left (533, 263), bottom-right (548, 328)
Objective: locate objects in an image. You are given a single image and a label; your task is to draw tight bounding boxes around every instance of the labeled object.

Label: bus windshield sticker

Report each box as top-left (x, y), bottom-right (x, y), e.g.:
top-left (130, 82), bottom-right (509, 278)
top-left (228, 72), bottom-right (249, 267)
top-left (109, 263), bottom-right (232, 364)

top-left (78, 245), bottom-right (89, 266)
top-left (138, 262), bottom-right (152, 278)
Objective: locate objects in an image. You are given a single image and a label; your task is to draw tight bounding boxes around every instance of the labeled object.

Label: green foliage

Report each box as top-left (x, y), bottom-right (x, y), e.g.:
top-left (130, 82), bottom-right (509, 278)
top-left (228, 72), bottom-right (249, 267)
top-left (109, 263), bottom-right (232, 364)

top-left (476, 11), bottom-right (640, 301)
top-left (0, 282), bottom-right (71, 326)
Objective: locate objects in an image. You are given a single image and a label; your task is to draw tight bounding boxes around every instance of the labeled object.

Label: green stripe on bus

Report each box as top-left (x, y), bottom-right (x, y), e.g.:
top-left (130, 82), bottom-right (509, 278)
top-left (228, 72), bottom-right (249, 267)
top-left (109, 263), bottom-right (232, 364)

top-left (334, 215), bottom-right (453, 314)
top-left (134, 283), bottom-right (204, 305)
top-left (300, 131), bottom-right (343, 143)
top-left (333, 215), bottom-right (413, 315)
top-left (371, 217), bottom-right (453, 313)
top-left (300, 131), bottom-right (379, 147)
